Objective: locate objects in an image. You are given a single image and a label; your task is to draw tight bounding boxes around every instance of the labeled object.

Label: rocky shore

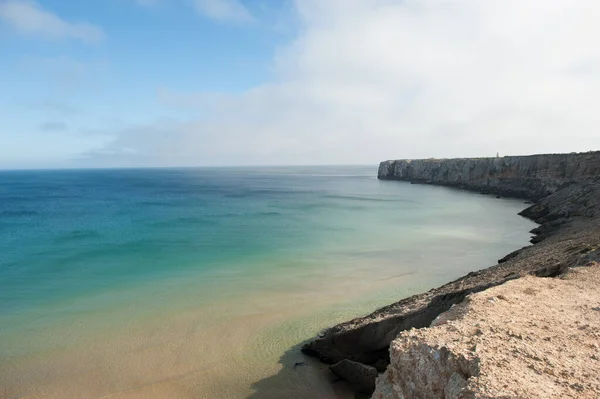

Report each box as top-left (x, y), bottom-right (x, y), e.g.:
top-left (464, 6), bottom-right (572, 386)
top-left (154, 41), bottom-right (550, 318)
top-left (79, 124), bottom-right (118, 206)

top-left (372, 263), bottom-right (600, 399)
top-left (301, 151), bottom-right (600, 397)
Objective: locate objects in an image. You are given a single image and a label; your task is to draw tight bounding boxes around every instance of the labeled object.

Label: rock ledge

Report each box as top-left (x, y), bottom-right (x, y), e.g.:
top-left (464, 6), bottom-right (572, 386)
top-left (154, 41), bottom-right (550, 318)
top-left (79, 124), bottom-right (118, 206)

top-left (372, 263), bottom-right (600, 399)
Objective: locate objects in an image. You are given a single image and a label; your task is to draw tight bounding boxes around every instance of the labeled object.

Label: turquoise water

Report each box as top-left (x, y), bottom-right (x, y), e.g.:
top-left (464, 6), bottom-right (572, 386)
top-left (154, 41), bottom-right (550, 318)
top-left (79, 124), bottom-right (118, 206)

top-left (0, 166), bottom-right (536, 399)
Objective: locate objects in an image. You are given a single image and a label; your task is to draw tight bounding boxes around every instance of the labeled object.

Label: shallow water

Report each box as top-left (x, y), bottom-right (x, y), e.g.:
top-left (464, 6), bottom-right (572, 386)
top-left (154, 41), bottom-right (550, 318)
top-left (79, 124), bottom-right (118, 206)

top-left (0, 166), bottom-right (536, 399)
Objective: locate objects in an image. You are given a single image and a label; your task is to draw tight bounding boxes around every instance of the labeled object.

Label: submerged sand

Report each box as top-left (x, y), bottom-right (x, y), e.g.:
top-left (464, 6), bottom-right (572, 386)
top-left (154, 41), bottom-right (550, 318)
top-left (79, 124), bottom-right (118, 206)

top-left (0, 258), bottom-right (441, 399)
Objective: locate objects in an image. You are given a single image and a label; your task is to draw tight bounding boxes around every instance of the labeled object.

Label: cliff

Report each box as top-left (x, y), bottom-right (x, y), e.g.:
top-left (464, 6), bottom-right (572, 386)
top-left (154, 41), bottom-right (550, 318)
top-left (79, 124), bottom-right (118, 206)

top-left (301, 151), bottom-right (600, 396)
top-left (377, 152), bottom-right (600, 200)
top-left (372, 263), bottom-right (600, 399)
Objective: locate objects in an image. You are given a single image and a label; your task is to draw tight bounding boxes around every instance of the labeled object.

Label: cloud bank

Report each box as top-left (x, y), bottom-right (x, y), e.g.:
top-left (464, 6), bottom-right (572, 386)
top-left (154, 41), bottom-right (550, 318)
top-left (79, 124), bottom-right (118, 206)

top-left (89, 0), bottom-right (600, 166)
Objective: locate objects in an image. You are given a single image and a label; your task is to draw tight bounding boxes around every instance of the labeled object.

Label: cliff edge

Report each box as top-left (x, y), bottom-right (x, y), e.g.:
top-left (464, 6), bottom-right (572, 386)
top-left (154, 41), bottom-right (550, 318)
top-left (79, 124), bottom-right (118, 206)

top-left (372, 263), bottom-right (600, 399)
top-left (301, 151), bottom-right (600, 396)
top-left (377, 152), bottom-right (600, 200)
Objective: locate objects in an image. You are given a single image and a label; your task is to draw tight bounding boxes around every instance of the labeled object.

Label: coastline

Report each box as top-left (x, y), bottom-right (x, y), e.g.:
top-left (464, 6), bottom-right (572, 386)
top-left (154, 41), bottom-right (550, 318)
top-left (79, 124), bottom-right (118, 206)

top-left (302, 151), bottom-right (600, 395)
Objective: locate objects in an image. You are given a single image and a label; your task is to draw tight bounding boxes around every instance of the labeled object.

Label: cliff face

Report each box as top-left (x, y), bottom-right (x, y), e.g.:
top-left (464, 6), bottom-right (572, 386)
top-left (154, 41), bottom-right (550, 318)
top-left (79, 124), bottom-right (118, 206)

top-left (372, 264), bottom-right (600, 399)
top-left (302, 151), bottom-right (600, 397)
top-left (378, 152), bottom-right (600, 200)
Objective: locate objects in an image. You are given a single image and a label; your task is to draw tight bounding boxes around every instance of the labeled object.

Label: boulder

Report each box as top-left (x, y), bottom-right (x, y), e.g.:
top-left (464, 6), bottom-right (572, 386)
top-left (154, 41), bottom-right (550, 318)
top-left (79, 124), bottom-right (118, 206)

top-left (329, 359), bottom-right (378, 394)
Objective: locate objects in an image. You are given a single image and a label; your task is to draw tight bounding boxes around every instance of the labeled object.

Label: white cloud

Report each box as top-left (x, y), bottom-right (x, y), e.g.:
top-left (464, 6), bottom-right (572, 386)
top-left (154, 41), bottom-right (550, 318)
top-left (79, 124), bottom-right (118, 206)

top-left (0, 0), bottom-right (104, 42)
top-left (193, 0), bottom-right (254, 23)
top-left (88, 0), bottom-right (600, 167)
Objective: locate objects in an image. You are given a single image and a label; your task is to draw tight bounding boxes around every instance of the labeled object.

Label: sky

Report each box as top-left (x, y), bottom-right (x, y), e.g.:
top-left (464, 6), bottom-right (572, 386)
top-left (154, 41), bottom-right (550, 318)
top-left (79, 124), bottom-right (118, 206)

top-left (1, 0), bottom-right (599, 169)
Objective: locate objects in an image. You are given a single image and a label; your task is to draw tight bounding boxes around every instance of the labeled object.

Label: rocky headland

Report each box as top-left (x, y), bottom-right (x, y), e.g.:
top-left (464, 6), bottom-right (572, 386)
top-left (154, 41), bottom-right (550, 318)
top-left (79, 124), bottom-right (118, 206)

top-left (302, 151), bottom-right (600, 397)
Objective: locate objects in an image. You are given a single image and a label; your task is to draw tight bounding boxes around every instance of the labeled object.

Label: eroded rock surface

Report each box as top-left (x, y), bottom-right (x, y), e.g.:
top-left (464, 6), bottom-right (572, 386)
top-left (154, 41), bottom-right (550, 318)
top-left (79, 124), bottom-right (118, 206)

top-left (372, 264), bottom-right (600, 399)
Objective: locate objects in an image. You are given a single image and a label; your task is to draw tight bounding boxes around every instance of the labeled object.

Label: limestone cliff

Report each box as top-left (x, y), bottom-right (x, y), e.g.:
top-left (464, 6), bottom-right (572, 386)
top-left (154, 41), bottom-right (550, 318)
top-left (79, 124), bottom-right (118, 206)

top-left (378, 152), bottom-right (600, 200)
top-left (372, 264), bottom-right (600, 399)
top-left (302, 151), bottom-right (600, 397)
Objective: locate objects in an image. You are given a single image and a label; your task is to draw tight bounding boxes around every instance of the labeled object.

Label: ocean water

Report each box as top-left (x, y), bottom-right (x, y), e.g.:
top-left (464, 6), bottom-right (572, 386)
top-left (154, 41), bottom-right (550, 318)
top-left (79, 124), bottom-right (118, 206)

top-left (0, 166), bottom-right (536, 399)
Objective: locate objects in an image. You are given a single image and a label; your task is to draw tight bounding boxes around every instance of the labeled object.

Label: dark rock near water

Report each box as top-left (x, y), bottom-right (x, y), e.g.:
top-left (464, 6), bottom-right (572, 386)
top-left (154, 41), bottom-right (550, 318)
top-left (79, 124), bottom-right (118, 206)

top-left (293, 362), bottom-right (305, 369)
top-left (498, 248), bottom-right (524, 264)
top-left (302, 151), bottom-right (600, 394)
top-left (329, 359), bottom-right (378, 394)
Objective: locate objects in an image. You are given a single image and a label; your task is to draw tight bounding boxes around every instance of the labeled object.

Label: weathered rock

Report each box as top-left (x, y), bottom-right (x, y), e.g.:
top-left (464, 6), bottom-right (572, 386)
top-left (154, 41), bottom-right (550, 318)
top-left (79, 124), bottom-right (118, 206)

top-left (329, 359), bottom-right (378, 394)
top-left (497, 248), bottom-right (523, 263)
top-left (372, 264), bottom-right (600, 399)
top-left (302, 151), bottom-right (600, 394)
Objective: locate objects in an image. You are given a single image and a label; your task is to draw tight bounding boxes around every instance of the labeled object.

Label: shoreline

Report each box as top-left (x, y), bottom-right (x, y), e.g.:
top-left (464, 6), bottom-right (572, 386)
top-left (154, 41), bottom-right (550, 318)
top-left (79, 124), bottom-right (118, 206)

top-left (301, 151), bottom-right (600, 395)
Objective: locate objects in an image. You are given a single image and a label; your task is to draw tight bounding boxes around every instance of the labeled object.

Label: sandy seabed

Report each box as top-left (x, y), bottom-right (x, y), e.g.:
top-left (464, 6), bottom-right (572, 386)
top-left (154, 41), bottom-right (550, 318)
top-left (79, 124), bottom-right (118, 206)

top-left (0, 258), bottom-right (425, 399)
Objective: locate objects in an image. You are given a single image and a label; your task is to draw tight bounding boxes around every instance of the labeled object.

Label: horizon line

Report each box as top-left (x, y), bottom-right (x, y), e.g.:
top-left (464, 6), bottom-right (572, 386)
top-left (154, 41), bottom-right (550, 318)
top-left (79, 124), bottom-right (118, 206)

top-left (0, 163), bottom-right (380, 172)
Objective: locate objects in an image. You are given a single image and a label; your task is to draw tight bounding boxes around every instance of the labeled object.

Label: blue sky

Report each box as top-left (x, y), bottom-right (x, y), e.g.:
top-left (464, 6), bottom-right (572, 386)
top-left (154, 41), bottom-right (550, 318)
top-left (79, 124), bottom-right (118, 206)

top-left (0, 0), bottom-right (295, 168)
top-left (1, 0), bottom-right (600, 169)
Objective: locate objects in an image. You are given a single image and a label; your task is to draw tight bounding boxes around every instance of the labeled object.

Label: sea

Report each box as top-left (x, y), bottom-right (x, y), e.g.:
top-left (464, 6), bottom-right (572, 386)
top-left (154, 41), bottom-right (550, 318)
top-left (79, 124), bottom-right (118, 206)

top-left (0, 166), bottom-right (536, 399)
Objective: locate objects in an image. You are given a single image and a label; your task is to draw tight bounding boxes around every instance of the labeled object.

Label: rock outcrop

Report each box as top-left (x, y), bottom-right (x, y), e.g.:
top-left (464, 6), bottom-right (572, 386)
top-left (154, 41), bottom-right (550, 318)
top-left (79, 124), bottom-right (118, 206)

top-left (302, 151), bottom-right (600, 396)
top-left (329, 359), bottom-right (378, 394)
top-left (372, 263), bottom-right (600, 399)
